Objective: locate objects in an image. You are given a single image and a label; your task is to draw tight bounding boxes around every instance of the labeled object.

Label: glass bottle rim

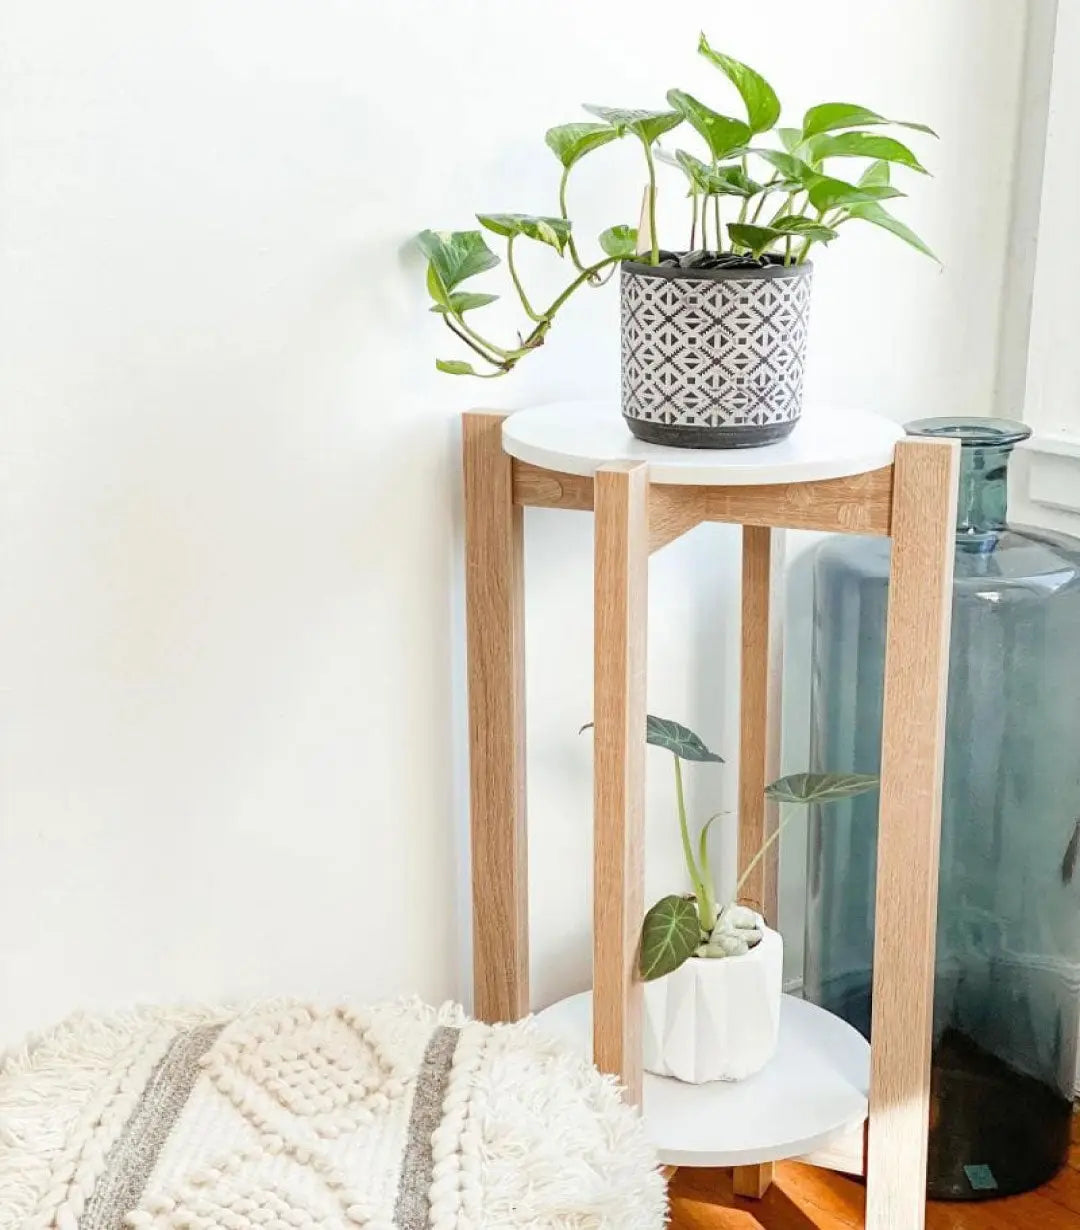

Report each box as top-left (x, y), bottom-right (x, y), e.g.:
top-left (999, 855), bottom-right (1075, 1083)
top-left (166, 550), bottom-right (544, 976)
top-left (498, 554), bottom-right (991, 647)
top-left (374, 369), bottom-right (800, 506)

top-left (904, 416), bottom-right (1032, 448)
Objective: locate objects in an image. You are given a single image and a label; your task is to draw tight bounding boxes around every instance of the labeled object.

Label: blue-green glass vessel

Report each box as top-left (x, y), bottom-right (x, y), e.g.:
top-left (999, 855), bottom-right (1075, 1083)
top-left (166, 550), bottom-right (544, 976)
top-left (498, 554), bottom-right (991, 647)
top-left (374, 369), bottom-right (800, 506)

top-left (804, 418), bottom-right (1080, 1199)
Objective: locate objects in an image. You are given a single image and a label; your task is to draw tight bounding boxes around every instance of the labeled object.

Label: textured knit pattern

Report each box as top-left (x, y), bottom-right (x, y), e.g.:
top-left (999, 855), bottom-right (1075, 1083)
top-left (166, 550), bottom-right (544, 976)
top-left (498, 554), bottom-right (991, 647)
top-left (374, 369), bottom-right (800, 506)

top-left (0, 1000), bottom-right (666, 1230)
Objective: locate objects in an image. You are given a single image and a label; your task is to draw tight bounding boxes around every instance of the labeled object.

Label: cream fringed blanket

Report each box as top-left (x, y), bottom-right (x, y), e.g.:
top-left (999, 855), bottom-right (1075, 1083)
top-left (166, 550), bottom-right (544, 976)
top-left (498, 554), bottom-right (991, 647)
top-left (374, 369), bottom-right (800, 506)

top-left (0, 1000), bottom-right (666, 1229)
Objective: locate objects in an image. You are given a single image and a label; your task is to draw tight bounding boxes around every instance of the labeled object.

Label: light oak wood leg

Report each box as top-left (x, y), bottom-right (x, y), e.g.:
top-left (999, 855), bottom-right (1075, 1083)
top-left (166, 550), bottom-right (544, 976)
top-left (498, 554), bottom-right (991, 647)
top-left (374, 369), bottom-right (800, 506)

top-left (732, 1162), bottom-right (775, 1199)
top-left (865, 438), bottom-right (959, 1230)
top-left (593, 461), bottom-right (649, 1105)
top-left (737, 526), bottom-right (785, 923)
top-left (463, 413), bottom-right (529, 1024)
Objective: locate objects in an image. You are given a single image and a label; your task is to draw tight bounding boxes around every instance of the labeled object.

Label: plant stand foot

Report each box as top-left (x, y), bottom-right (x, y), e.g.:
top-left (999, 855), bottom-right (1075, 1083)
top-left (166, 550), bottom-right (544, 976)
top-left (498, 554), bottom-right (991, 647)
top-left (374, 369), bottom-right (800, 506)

top-left (732, 1162), bottom-right (775, 1199)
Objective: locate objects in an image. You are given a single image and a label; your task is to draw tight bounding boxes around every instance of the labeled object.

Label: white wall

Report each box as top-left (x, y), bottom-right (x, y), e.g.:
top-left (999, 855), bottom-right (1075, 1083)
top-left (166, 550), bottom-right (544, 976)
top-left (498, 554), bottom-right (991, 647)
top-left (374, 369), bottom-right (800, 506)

top-left (0, 0), bottom-right (1029, 1044)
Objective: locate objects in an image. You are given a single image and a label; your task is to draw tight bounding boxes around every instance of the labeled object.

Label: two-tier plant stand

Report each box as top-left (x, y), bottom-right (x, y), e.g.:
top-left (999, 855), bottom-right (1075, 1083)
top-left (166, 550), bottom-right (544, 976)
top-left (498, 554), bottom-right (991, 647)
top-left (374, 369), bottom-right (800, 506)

top-left (462, 401), bottom-right (959, 1230)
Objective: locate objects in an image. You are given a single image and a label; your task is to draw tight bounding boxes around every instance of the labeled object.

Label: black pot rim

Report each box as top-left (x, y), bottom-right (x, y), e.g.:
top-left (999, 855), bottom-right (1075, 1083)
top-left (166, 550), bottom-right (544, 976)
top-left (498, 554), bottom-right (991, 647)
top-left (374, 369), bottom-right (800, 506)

top-left (621, 256), bottom-right (813, 283)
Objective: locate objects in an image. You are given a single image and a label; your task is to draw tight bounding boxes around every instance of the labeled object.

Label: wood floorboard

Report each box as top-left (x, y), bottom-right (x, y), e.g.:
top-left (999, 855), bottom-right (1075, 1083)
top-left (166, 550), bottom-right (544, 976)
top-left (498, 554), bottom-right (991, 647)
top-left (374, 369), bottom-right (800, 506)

top-left (669, 1131), bottom-right (1080, 1230)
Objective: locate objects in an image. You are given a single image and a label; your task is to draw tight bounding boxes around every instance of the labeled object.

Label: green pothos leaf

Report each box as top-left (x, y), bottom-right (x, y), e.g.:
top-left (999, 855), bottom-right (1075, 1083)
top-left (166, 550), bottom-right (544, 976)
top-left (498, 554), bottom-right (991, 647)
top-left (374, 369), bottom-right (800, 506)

top-left (806, 174), bottom-right (905, 213)
top-left (802, 102), bottom-right (937, 139)
top-left (845, 201), bottom-right (938, 261)
top-left (805, 131), bottom-right (929, 174)
top-left (598, 224), bottom-right (638, 258)
top-left (477, 213), bottom-right (571, 254)
top-left (669, 150), bottom-right (760, 197)
top-left (727, 222), bottom-right (786, 258)
top-left (417, 230), bottom-right (499, 299)
top-left (646, 715), bottom-right (724, 762)
top-left (698, 34), bottom-right (781, 135)
top-left (436, 358), bottom-right (484, 375)
top-left (770, 216), bottom-right (838, 244)
top-left (582, 105), bottom-right (682, 146)
top-left (429, 291), bottom-right (498, 315)
top-left (665, 89), bottom-right (751, 161)
top-left (777, 127), bottom-right (805, 154)
top-left (859, 159), bottom-right (892, 188)
top-left (640, 895), bottom-right (701, 980)
top-left (545, 122), bottom-right (620, 168)
top-left (765, 772), bottom-right (880, 804)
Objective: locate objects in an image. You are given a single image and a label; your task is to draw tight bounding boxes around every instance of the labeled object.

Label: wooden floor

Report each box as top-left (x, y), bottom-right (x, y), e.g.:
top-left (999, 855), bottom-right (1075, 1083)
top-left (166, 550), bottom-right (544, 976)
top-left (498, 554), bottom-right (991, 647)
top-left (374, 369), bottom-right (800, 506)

top-left (669, 1121), bottom-right (1080, 1229)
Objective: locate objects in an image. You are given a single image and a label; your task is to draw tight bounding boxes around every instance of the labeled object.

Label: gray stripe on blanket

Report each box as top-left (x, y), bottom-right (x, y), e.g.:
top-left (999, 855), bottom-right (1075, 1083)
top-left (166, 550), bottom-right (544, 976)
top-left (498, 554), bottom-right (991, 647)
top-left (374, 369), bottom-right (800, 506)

top-left (393, 1024), bottom-right (462, 1229)
top-left (80, 1023), bottom-right (224, 1229)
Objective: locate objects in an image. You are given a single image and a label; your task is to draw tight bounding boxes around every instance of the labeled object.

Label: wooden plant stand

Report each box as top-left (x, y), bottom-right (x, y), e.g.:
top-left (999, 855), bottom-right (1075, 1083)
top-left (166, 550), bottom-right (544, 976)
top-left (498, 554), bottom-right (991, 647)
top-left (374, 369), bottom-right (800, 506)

top-left (462, 402), bottom-right (960, 1230)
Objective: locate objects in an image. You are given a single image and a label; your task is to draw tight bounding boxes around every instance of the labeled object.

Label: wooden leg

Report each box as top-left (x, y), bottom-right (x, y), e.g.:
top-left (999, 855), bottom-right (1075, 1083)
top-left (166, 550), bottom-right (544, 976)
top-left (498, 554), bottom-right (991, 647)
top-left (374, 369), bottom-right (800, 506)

top-left (462, 413), bottom-right (529, 1024)
top-left (593, 461), bottom-right (649, 1105)
top-left (732, 1163), bottom-right (775, 1199)
top-left (737, 526), bottom-right (785, 923)
top-left (865, 438), bottom-right (959, 1230)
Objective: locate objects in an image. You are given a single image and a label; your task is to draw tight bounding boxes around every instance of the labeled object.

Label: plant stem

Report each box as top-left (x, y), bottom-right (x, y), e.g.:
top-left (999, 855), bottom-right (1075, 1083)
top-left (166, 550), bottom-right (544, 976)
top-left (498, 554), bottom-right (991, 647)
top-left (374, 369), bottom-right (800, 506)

top-left (641, 140), bottom-right (659, 265)
top-left (559, 165), bottom-right (588, 274)
top-left (733, 804), bottom-right (796, 905)
top-left (442, 316), bottom-right (508, 372)
top-left (507, 236), bottom-right (543, 322)
top-left (449, 312), bottom-right (514, 359)
top-left (767, 191), bottom-right (796, 227)
top-left (690, 187), bottom-right (698, 250)
top-left (736, 155), bottom-right (750, 224)
top-left (673, 755), bottom-right (710, 932)
top-left (750, 177), bottom-right (781, 224)
top-left (714, 195), bottom-right (722, 254)
top-left (795, 206), bottom-right (826, 265)
top-left (537, 255), bottom-right (618, 320)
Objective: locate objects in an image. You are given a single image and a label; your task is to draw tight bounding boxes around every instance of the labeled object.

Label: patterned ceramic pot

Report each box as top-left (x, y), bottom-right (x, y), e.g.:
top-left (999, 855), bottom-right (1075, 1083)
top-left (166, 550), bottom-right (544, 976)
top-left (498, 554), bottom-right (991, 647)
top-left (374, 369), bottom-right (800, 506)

top-left (620, 258), bottom-right (813, 449)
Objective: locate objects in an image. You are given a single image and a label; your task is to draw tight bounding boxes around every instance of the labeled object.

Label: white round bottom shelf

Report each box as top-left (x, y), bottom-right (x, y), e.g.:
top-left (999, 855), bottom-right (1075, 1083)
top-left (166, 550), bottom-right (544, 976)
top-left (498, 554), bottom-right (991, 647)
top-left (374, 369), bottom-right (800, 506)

top-left (534, 991), bottom-right (869, 1168)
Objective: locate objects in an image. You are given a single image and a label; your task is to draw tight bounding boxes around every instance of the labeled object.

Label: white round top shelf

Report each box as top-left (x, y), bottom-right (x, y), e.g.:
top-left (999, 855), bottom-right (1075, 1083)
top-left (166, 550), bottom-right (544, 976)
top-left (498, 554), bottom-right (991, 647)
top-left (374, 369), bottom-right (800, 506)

top-left (534, 991), bottom-right (869, 1168)
top-left (502, 401), bottom-right (902, 487)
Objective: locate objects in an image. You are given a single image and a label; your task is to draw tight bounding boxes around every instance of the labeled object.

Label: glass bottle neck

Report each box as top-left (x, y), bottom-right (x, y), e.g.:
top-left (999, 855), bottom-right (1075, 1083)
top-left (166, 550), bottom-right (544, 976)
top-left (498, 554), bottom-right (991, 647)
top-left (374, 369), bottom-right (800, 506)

top-left (903, 418), bottom-right (1031, 554)
top-left (956, 443), bottom-right (1011, 551)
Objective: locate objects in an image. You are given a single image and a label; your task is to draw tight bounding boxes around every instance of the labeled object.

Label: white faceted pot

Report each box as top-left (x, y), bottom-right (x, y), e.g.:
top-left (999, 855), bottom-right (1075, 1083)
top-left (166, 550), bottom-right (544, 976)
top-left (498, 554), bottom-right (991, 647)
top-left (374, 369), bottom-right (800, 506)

top-left (643, 926), bottom-right (783, 1083)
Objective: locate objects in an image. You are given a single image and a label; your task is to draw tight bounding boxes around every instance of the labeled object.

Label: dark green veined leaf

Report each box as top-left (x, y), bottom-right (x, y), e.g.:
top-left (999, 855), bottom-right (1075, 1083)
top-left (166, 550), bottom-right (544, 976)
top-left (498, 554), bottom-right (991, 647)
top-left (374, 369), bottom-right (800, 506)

top-left (666, 90), bottom-right (751, 161)
top-left (806, 174), bottom-right (905, 213)
top-left (429, 291), bottom-right (499, 315)
top-left (727, 222), bottom-right (787, 257)
top-left (805, 131), bottom-right (929, 174)
top-left (598, 224), bottom-right (638, 258)
top-left (545, 122), bottom-right (620, 168)
top-left (477, 213), bottom-right (571, 254)
top-left (417, 230), bottom-right (500, 304)
top-left (777, 127), bottom-right (805, 154)
top-left (765, 772), bottom-right (880, 804)
top-left (845, 201), bottom-right (939, 260)
top-left (697, 34), bottom-right (780, 135)
top-left (582, 105), bottom-right (682, 145)
top-left (859, 159), bottom-right (891, 188)
top-left (770, 216), bottom-right (838, 243)
top-left (802, 102), bottom-right (937, 139)
top-left (640, 895), bottom-right (701, 980)
top-left (646, 715), bottom-right (724, 762)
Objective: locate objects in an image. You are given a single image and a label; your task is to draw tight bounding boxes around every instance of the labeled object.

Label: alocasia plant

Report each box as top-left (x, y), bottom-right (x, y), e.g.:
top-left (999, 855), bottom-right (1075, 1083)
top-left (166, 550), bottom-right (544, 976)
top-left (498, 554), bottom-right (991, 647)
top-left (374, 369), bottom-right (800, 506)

top-left (634, 716), bottom-right (879, 981)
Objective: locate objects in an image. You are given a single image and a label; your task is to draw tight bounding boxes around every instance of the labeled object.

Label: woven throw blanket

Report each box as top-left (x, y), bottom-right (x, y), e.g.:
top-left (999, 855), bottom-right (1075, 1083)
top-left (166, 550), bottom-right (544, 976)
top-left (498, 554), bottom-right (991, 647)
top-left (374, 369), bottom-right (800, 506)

top-left (0, 999), bottom-right (665, 1229)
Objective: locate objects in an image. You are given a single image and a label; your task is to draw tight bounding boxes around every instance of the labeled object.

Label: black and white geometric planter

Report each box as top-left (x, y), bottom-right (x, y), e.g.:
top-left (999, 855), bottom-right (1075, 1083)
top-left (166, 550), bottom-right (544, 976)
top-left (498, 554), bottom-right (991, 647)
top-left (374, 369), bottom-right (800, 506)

top-left (620, 258), bottom-right (813, 449)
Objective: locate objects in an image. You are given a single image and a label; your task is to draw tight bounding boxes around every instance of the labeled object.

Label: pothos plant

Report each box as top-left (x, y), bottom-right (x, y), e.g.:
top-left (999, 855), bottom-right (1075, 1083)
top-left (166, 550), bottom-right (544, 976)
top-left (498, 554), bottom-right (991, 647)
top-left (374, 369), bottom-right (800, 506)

top-left (639, 716), bottom-right (879, 981)
top-left (418, 32), bottom-right (936, 378)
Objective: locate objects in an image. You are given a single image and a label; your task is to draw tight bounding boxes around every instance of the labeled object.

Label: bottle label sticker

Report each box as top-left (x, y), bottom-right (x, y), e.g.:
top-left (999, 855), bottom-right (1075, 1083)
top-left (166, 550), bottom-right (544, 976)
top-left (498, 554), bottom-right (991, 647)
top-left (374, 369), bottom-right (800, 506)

top-left (963, 1164), bottom-right (998, 1192)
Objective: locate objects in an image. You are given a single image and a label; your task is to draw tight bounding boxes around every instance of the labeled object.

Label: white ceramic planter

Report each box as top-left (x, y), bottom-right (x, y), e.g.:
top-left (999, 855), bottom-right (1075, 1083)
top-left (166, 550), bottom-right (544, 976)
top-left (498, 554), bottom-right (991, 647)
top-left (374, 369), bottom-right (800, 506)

top-left (643, 925), bottom-right (783, 1083)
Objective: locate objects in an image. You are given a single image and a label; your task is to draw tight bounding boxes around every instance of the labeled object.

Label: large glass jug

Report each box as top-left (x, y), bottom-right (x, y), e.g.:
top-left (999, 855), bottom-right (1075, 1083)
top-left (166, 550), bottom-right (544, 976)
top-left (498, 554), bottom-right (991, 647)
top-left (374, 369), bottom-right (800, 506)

top-left (804, 418), bottom-right (1080, 1199)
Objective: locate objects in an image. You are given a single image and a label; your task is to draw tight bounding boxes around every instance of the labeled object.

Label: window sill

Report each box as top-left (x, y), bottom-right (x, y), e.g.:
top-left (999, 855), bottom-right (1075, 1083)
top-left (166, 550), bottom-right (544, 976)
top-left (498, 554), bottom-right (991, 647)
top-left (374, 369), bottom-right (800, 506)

top-left (1024, 433), bottom-right (1080, 514)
